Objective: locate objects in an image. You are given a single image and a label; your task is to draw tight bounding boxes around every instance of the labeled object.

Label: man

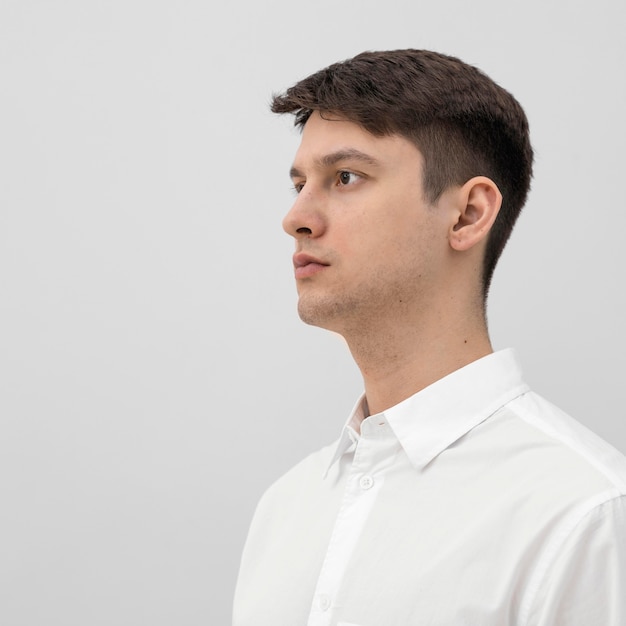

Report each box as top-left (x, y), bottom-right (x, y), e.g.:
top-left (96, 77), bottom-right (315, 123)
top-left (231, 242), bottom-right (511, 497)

top-left (233, 50), bottom-right (626, 625)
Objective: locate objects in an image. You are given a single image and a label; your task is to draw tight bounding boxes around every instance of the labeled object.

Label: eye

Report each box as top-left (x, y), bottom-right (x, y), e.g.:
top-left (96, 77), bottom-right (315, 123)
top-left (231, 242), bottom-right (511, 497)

top-left (338, 171), bottom-right (360, 186)
top-left (292, 180), bottom-right (305, 194)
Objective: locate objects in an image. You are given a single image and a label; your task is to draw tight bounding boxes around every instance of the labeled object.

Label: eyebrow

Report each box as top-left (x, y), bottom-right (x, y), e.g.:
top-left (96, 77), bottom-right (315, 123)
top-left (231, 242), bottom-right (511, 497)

top-left (289, 148), bottom-right (381, 179)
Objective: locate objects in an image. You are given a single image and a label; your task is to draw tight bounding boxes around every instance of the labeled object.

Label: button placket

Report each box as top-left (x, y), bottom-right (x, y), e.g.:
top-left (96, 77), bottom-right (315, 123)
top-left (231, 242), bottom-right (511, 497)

top-left (307, 431), bottom-right (391, 626)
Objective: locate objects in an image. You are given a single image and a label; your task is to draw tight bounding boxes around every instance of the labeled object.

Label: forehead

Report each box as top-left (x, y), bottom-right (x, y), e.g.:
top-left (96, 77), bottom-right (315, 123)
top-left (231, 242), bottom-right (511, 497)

top-left (291, 111), bottom-right (423, 173)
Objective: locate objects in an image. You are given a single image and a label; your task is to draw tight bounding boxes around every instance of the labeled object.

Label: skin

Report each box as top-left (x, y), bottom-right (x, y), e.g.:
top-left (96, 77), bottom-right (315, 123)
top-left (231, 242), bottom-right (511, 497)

top-left (284, 112), bottom-right (503, 422)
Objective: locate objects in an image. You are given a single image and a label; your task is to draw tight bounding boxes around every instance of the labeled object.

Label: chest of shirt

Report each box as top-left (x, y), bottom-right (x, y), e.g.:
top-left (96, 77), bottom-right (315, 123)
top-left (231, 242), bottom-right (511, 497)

top-left (235, 414), bottom-right (610, 626)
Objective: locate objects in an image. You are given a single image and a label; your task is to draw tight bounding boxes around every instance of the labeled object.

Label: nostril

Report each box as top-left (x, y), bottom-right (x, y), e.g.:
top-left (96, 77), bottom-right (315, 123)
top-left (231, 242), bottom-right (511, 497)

top-left (296, 227), bottom-right (313, 234)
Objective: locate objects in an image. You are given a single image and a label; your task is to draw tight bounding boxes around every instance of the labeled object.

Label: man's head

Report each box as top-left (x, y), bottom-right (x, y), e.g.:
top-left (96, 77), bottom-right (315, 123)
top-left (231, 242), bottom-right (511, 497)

top-left (272, 49), bottom-right (533, 297)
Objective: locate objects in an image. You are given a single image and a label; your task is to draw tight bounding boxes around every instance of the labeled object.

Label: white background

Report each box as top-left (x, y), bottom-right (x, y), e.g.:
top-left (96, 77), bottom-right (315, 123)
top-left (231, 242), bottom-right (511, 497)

top-left (1, 1), bottom-right (624, 624)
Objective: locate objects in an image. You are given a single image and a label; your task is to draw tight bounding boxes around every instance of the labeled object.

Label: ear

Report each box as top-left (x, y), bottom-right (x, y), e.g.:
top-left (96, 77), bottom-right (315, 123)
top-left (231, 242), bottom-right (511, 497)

top-left (449, 176), bottom-right (502, 252)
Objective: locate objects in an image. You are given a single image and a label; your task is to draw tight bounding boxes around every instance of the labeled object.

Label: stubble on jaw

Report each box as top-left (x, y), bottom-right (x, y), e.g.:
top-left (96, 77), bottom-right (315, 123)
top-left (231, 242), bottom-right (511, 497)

top-left (295, 265), bottom-right (433, 339)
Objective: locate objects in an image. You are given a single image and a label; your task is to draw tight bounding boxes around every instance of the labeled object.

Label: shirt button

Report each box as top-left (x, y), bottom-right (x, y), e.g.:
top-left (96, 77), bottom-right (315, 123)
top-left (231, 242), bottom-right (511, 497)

top-left (318, 594), bottom-right (331, 611)
top-left (359, 475), bottom-right (374, 490)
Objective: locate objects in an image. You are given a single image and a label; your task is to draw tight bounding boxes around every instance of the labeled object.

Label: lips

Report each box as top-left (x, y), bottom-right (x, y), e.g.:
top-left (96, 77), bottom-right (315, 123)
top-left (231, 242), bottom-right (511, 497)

top-left (292, 253), bottom-right (330, 279)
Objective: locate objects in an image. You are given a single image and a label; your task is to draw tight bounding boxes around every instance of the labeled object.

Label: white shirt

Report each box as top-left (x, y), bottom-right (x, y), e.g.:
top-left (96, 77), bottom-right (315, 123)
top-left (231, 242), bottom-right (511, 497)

top-left (233, 349), bottom-right (626, 626)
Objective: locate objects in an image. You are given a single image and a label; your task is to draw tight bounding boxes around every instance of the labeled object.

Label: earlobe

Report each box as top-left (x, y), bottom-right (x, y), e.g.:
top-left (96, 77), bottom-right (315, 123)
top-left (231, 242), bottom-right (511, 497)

top-left (449, 177), bottom-right (502, 252)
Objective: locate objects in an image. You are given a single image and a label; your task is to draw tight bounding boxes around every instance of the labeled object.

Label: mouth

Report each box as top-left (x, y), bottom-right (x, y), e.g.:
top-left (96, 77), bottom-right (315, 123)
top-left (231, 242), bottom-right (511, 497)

top-left (292, 253), bottom-right (330, 279)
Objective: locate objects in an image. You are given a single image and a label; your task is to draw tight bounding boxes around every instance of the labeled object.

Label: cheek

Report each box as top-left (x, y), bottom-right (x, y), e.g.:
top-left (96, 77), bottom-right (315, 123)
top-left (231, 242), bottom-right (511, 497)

top-left (390, 215), bottom-right (444, 273)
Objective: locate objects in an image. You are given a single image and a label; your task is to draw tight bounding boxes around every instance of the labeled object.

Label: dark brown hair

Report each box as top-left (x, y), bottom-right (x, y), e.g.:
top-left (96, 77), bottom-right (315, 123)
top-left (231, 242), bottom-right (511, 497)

top-left (271, 49), bottom-right (534, 297)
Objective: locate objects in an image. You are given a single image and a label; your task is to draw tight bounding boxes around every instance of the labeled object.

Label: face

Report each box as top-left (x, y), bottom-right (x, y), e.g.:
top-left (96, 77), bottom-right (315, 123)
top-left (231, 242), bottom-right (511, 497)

top-left (283, 112), bottom-right (452, 335)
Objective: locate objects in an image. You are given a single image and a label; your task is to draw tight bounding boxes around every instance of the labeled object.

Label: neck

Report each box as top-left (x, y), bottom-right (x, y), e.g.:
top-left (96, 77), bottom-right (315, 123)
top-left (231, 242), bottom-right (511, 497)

top-left (342, 308), bottom-right (492, 417)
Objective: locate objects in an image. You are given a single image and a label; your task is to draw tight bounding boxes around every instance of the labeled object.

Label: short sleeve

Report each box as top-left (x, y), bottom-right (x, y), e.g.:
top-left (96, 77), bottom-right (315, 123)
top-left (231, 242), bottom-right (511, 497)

top-left (526, 495), bottom-right (626, 626)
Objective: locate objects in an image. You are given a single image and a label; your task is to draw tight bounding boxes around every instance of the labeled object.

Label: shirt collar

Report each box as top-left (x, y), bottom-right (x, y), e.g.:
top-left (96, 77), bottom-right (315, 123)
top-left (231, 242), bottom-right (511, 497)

top-left (326, 349), bottom-right (530, 476)
top-left (323, 397), bottom-right (364, 478)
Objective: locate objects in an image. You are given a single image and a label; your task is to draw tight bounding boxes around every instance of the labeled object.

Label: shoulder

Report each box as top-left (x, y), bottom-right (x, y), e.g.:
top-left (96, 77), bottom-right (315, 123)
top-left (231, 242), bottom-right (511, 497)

top-left (505, 391), bottom-right (626, 496)
top-left (479, 392), bottom-right (626, 624)
top-left (462, 389), bottom-right (626, 560)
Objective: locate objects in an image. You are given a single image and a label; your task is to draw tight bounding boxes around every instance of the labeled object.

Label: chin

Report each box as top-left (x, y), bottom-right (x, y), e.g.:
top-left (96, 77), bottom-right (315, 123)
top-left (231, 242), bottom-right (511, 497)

top-left (296, 294), bottom-right (355, 332)
top-left (297, 295), bottom-right (333, 326)
top-left (297, 303), bottom-right (331, 328)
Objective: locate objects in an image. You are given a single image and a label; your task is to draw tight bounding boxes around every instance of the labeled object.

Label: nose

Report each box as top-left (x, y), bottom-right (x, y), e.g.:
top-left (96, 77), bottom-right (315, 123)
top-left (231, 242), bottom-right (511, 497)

top-left (282, 187), bottom-right (326, 240)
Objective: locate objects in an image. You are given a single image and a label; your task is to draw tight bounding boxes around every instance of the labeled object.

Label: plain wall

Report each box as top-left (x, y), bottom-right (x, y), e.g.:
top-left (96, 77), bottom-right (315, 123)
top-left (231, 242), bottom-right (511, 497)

top-left (1, 0), bottom-right (624, 624)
